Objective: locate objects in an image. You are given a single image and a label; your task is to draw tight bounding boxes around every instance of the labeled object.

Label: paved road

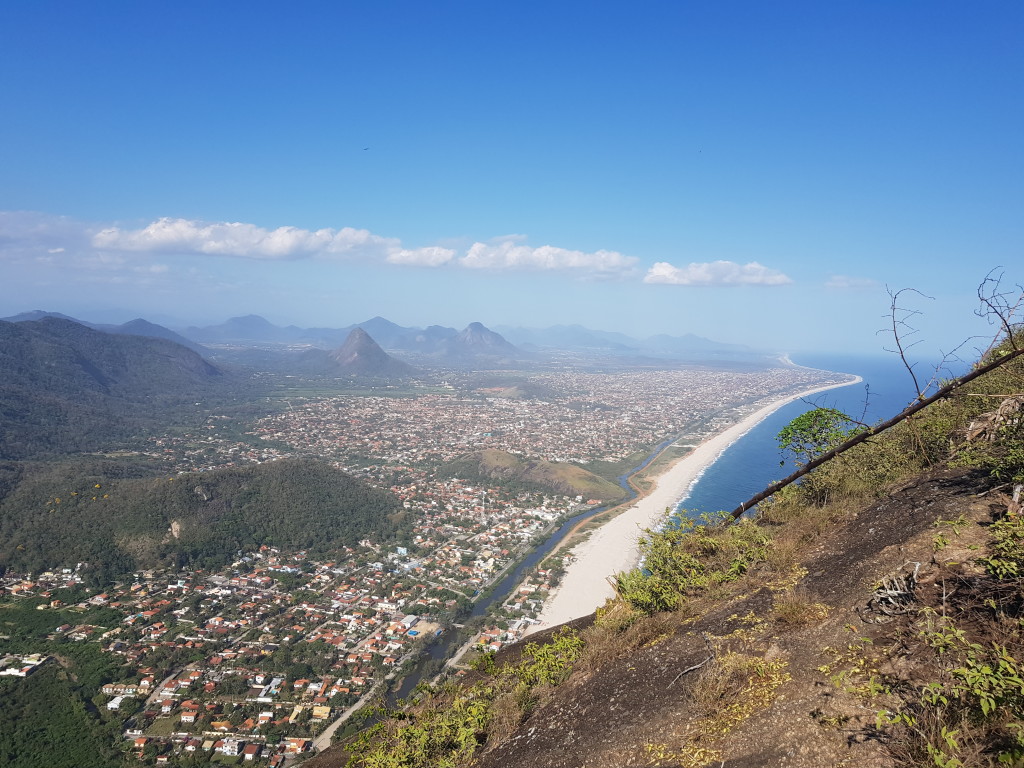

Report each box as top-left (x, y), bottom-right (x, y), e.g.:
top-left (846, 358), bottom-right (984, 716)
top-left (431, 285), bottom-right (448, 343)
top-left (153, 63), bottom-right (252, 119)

top-left (443, 633), bottom-right (480, 673)
top-left (311, 676), bottom-right (388, 753)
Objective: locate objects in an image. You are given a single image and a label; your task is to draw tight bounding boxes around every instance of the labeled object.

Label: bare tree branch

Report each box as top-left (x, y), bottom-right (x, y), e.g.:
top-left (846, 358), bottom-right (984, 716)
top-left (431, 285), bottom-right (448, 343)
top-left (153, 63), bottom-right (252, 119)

top-left (881, 287), bottom-right (934, 400)
top-left (976, 268), bottom-right (1024, 355)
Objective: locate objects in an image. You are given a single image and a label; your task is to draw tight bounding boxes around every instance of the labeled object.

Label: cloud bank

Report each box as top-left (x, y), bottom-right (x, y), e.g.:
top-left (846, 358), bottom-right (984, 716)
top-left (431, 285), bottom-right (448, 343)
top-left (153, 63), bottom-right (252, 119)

top-left (88, 217), bottom-right (634, 277)
top-left (92, 218), bottom-right (400, 261)
top-left (459, 235), bottom-right (637, 275)
top-left (643, 260), bottom-right (792, 286)
top-left (6, 214), bottom-right (794, 289)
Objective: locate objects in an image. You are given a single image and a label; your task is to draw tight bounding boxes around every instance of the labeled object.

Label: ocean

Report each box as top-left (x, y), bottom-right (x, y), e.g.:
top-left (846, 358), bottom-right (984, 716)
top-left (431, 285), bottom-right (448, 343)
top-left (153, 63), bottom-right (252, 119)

top-left (674, 353), bottom-right (952, 518)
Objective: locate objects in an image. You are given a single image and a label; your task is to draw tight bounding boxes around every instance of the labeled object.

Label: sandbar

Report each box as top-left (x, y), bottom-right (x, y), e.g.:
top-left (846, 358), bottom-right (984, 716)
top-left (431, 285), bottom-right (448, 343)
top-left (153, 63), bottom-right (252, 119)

top-left (523, 375), bottom-right (861, 635)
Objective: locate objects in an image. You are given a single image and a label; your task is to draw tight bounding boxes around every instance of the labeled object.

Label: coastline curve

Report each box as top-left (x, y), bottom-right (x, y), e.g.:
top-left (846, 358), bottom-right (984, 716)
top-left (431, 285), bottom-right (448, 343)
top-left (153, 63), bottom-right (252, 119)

top-left (524, 374), bottom-right (862, 635)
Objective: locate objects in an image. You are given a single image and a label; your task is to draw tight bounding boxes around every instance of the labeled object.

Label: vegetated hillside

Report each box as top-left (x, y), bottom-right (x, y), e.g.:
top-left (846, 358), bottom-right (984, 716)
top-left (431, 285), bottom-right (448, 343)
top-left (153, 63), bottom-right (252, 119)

top-left (0, 317), bottom-right (223, 459)
top-left (441, 448), bottom-right (626, 503)
top-left (0, 457), bottom-right (403, 584)
top-left (322, 334), bottom-right (1024, 768)
top-left (0, 647), bottom-right (124, 768)
top-left (0, 591), bottom-right (142, 768)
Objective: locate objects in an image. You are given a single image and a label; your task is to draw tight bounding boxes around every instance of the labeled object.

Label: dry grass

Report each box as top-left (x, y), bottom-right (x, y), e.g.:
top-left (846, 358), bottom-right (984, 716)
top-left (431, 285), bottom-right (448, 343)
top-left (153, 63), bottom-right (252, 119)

top-left (484, 691), bottom-right (527, 750)
top-left (772, 589), bottom-right (830, 626)
top-left (578, 604), bottom-right (675, 674)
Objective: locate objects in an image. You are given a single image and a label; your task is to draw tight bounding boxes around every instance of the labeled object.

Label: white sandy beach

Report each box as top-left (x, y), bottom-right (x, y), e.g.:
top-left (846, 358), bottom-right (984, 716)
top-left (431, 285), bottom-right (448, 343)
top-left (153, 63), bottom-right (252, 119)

top-left (523, 376), bottom-right (862, 635)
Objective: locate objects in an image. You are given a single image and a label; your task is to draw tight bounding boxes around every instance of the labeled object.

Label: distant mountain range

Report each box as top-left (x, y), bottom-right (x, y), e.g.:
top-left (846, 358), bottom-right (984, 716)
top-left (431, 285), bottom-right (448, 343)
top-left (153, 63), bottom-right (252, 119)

top-left (493, 323), bottom-right (757, 360)
top-left (177, 314), bottom-right (770, 365)
top-left (3, 310), bottom-right (777, 369)
top-left (182, 314), bottom-right (523, 363)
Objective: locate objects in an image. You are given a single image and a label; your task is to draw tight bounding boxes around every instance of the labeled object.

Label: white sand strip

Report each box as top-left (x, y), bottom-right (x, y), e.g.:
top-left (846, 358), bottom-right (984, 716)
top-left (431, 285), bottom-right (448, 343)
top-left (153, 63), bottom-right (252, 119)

top-left (524, 376), bottom-right (861, 635)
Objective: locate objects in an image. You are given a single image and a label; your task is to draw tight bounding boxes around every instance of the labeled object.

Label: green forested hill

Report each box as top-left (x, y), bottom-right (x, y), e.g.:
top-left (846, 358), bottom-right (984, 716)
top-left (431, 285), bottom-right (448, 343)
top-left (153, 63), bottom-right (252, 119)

top-left (0, 317), bottom-right (223, 459)
top-left (0, 457), bottom-right (403, 582)
top-left (441, 449), bottom-right (626, 502)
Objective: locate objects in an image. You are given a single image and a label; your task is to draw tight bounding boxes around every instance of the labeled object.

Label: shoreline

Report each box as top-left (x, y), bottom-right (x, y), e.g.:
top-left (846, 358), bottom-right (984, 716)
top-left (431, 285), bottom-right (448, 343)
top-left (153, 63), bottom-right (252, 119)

top-left (523, 375), bottom-right (862, 636)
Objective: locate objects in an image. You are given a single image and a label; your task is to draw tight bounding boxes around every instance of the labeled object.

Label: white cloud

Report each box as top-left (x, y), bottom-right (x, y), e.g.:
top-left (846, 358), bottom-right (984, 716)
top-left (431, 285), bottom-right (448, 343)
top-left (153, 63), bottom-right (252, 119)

top-left (92, 217), bottom-right (399, 260)
top-left (825, 274), bottom-right (879, 290)
top-left (459, 236), bottom-right (637, 275)
top-left (387, 246), bottom-right (456, 267)
top-left (643, 260), bottom-right (793, 286)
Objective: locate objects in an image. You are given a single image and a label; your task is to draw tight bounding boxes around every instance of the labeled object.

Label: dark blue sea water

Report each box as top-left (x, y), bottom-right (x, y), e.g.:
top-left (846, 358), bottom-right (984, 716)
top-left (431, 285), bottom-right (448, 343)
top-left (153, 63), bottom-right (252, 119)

top-left (674, 354), bottom-right (944, 518)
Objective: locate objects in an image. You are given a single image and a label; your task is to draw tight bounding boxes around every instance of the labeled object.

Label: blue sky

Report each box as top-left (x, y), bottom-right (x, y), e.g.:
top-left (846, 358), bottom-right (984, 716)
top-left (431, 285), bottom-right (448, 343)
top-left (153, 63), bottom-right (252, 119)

top-left (1, 2), bottom-right (1021, 357)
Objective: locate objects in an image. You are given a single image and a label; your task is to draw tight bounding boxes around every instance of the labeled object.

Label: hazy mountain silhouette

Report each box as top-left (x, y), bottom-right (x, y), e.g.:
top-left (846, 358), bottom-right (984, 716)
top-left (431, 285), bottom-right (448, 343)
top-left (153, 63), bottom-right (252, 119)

top-left (327, 328), bottom-right (415, 378)
top-left (445, 322), bottom-right (520, 360)
top-left (101, 318), bottom-right (208, 353)
top-left (2, 310), bottom-right (83, 324)
top-left (185, 314), bottom-right (302, 344)
top-left (177, 314), bottom-right (772, 364)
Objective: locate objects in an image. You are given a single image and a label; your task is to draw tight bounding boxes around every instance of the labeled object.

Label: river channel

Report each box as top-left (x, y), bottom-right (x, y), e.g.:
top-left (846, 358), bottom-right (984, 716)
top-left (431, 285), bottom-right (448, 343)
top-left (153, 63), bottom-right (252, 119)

top-left (383, 436), bottom-right (675, 704)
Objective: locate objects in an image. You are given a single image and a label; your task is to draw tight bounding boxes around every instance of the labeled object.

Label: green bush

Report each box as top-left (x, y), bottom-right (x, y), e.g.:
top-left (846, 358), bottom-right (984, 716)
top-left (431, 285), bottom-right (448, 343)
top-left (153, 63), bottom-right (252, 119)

top-left (615, 519), bottom-right (771, 615)
top-left (345, 629), bottom-right (584, 767)
top-left (977, 516), bottom-right (1024, 580)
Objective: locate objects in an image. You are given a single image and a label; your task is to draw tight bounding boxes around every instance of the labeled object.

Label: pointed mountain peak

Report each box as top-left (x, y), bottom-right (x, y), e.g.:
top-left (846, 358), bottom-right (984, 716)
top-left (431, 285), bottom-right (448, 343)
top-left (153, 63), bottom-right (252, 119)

top-left (328, 329), bottom-right (414, 378)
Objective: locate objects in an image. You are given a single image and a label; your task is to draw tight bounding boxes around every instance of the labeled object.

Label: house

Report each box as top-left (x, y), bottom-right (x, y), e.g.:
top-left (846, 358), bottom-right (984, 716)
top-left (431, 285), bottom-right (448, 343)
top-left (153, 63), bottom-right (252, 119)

top-left (180, 702), bottom-right (201, 723)
top-left (242, 743), bottom-right (262, 760)
top-left (283, 738), bottom-right (311, 754)
top-left (219, 738), bottom-right (244, 756)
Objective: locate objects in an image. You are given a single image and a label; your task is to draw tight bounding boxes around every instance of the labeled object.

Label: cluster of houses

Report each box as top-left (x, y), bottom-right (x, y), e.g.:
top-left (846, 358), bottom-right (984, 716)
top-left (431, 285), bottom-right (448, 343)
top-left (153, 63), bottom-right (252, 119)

top-left (248, 367), bottom-right (843, 469)
top-left (129, 733), bottom-right (310, 765)
top-left (0, 653), bottom-right (48, 677)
